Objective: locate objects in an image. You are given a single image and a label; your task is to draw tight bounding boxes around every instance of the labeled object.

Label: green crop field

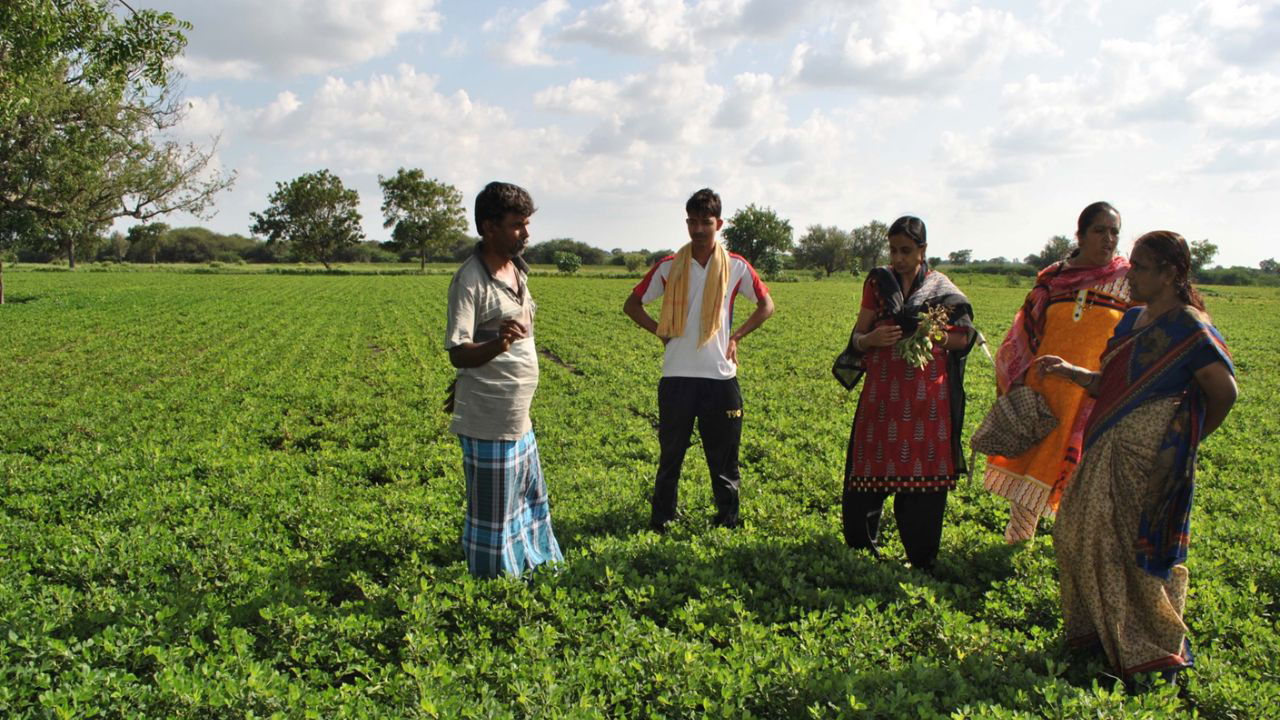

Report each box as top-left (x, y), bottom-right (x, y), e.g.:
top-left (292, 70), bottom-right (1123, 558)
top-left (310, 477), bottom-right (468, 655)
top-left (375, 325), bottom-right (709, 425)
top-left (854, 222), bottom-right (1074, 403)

top-left (1, 268), bottom-right (1277, 718)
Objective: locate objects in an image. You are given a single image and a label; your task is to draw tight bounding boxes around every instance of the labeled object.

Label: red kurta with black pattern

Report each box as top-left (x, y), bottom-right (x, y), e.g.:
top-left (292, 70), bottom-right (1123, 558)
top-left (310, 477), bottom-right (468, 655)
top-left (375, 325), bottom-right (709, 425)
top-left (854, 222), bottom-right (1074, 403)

top-left (846, 280), bottom-right (958, 492)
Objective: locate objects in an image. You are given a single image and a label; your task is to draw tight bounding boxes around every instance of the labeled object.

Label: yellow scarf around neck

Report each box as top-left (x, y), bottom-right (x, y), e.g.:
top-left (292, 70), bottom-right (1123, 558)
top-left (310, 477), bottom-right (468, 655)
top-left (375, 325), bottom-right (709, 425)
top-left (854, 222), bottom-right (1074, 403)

top-left (656, 241), bottom-right (730, 347)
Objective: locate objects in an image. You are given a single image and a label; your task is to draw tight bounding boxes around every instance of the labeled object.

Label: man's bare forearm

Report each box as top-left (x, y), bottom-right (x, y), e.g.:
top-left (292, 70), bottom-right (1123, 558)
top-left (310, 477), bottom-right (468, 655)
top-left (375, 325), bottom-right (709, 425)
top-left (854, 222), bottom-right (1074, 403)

top-left (623, 294), bottom-right (660, 335)
top-left (448, 339), bottom-right (507, 368)
top-left (730, 295), bottom-right (774, 342)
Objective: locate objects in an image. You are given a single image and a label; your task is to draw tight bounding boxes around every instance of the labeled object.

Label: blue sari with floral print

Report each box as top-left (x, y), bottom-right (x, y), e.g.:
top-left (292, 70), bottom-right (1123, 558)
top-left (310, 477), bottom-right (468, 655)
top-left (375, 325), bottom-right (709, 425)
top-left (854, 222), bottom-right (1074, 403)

top-left (1083, 306), bottom-right (1233, 579)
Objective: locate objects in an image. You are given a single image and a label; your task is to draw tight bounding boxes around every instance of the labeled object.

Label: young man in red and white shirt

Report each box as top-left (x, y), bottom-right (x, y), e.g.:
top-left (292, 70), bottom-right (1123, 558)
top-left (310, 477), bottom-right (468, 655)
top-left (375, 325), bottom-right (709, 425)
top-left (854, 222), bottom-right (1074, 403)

top-left (623, 188), bottom-right (775, 531)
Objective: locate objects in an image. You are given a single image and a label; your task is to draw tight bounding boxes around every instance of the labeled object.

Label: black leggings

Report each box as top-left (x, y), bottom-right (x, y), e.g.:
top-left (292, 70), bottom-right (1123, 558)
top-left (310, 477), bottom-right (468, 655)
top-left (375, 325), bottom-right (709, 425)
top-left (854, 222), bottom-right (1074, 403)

top-left (841, 488), bottom-right (948, 569)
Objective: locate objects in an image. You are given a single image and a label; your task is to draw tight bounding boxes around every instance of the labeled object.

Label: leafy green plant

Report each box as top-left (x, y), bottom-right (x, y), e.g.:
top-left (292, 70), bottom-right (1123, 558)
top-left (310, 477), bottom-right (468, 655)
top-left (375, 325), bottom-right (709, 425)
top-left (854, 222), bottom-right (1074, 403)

top-left (895, 305), bottom-right (950, 369)
top-left (555, 251), bottom-right (581, 274)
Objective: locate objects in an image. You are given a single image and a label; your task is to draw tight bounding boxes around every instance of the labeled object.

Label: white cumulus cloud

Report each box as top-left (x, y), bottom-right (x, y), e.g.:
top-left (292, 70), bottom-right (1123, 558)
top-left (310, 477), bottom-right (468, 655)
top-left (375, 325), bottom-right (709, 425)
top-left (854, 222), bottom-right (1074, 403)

top-left (534, 78), bottom-right (622, 115)
top-left (788, 0), bottom-right (1055, 92)
top-left (1188, 68), bottom-right (1280, 134)
top-left (153, 0), bottom-right (443, 78)
top-left (558, 0), bottom-right (820, 60)
top-left (560, 0), bottom-right (701, 59)
top-left (713, 73), bottom-right (784, 130)
top-left (484, 0), bottom-right (571, 66)
top-left (536, 64), bottom-right (726, 152)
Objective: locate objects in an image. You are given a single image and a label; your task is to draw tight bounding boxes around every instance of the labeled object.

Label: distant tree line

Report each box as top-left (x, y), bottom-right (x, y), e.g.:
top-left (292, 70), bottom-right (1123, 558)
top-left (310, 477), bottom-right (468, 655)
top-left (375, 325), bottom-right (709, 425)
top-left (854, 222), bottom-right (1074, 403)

top-left (13, 199), bottom-right (1274, 288)
top-left (5, 125), bottom-right (1271, 285)
top-left (12, 225), bottom-right (481, 266)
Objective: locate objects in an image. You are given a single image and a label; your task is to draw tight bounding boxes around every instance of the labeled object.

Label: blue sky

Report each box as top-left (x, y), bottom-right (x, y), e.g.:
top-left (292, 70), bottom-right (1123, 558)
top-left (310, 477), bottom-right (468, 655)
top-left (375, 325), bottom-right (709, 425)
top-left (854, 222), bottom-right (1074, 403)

top-left (143, 0), bottom-right (1280, 267)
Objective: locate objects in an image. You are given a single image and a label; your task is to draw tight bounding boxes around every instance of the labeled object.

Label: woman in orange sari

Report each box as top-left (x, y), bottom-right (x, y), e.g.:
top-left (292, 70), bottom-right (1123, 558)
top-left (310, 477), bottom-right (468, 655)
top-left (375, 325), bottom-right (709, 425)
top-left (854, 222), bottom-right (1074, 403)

top-left (984, 202), bottom-right (1131, 543)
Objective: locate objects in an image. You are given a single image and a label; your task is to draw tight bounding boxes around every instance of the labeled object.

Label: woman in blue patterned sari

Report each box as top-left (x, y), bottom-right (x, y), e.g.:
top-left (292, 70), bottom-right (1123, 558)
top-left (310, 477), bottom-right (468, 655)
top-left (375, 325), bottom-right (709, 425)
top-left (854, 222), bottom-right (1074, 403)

top-left (1035, 231), bottom-right (1237, 683)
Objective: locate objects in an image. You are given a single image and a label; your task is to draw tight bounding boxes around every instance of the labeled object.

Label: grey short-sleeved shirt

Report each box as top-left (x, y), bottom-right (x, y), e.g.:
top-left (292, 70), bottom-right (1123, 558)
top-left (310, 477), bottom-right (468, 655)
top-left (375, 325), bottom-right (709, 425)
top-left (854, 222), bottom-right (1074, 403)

top-left (445, 249), bottom-right (539, 441)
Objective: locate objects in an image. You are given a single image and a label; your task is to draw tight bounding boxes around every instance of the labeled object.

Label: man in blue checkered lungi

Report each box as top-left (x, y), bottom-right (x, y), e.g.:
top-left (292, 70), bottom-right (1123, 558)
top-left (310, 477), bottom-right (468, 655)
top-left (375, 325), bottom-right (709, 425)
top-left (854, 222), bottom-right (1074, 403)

top-left (445, 182), bottom-right (562, 578)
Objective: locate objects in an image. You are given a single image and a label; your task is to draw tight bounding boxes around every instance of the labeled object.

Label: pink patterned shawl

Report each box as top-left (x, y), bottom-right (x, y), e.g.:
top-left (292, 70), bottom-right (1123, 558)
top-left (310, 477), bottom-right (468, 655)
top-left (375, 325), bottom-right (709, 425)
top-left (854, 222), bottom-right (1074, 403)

top-left (993, 255), bottom-right (1129, 394)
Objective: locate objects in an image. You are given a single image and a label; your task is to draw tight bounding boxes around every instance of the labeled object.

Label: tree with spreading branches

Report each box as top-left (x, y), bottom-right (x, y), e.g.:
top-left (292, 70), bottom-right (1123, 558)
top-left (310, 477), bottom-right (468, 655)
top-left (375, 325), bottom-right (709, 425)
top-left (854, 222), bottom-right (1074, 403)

top-left (1189, 239), bottom-right (1219, 276)
top-left (378, 168), bottom-right (468, 271)
top-left (722, 204), bottom-right (793, 268)
top-left (794, 225), bottom-right (852, 276)
top-left (1025, 235), bottom-right (1074, 270)
top-left (0, 0), bottom-right (234, 281)
top-left (250, 170), bottom-right (364, 270)
top-left (126, 222), bottom-right (169, 265)
top-left (850, 220), bottom-right (888, 272)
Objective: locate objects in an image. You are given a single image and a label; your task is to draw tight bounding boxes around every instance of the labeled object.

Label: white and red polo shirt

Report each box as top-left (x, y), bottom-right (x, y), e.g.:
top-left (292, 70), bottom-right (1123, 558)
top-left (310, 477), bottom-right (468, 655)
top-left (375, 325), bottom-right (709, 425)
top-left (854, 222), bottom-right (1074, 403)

top-left (631, 249), bottom-right (769, 380)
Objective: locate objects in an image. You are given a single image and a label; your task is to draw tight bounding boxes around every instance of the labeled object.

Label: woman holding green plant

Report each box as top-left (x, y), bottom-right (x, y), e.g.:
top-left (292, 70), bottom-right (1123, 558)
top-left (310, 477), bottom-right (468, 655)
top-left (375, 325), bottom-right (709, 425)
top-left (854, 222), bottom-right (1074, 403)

top-left (1040, 231), bottom-right (1236, 683)
top-left (833, 216), bottom-right (976, 571)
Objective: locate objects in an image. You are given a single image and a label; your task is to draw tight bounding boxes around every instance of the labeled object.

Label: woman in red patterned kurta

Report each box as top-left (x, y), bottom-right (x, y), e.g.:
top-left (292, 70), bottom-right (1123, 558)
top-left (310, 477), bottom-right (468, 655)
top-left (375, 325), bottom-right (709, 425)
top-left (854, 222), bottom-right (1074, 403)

top-left (835, 216), bottom-right (975, 571)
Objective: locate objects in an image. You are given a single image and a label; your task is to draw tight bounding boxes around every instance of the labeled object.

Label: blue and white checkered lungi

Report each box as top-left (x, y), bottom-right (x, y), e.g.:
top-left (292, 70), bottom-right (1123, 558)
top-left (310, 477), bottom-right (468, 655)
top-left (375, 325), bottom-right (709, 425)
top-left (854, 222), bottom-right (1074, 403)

top-left (460, 430), bottom-right (563, 578)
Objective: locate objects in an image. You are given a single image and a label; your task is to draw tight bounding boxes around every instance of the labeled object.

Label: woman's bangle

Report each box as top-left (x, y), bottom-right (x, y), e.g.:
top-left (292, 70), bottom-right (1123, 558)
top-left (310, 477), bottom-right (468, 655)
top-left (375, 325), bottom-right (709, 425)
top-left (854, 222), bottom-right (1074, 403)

top-left (853, 333), bottom-right (864, 352)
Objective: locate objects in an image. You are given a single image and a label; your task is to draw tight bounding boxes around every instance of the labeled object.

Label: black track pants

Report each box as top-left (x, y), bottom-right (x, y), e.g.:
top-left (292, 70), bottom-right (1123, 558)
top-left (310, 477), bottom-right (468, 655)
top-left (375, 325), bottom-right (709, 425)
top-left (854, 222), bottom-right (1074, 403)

top-left (651, 377), bottom-right (743, 528)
